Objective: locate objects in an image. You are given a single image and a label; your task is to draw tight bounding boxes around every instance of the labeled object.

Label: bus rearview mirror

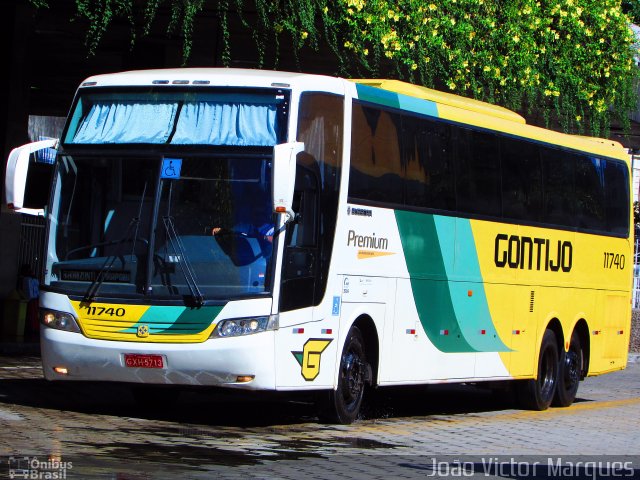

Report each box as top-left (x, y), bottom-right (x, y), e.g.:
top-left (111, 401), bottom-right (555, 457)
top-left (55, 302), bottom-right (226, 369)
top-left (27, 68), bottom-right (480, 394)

top-left (5, 138), bottom-right (58, 216)
top-left (272, 142), bottom-right (304, 220)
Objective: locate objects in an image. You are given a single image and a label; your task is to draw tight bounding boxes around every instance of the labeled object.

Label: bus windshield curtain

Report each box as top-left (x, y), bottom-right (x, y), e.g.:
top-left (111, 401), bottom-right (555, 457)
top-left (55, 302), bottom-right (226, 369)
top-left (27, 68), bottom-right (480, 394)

top-left (71, 101), bottom-right (278, 146)
top-left (171, 102), bottom-right (277, 146)
top-left (72, 102), bottom-right (179, 143)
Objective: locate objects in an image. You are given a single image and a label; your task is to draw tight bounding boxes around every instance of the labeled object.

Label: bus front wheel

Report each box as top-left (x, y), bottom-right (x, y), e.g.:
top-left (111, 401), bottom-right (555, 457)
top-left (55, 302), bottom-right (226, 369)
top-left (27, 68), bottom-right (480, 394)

top-left (318, 326), bottom-right (369, 424)
top-left (517, 329), bottom-right (559, 410)
top-left (553, 331), bottom-right (582, 407)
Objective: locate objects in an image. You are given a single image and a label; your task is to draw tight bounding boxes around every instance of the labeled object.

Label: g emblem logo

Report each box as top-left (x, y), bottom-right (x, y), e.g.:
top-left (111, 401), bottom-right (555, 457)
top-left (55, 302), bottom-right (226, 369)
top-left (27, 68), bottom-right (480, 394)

top-left (292, 339), bottom-right (333, 381)
top-left (137, 325), bottom-right (149, 338)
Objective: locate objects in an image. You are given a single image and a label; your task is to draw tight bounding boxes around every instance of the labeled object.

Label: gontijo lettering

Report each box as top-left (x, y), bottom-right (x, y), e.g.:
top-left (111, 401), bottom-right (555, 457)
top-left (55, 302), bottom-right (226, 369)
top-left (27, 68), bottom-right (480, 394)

top-left (494, 233), bottom-right (572, 272)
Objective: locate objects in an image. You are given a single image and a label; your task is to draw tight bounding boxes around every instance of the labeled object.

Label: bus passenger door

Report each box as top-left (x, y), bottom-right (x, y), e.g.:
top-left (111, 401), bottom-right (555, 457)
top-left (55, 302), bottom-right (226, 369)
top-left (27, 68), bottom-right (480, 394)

top-left (275, 165), bottom-right (336, 388)
top-left (279, 165), bottom-right (320, 312)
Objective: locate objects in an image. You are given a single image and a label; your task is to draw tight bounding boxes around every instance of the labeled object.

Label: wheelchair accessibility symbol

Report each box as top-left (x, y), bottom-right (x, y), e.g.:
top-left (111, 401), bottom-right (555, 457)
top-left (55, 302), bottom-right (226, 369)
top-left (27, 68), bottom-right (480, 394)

top-left (161, 158), bottom-right (182, 179)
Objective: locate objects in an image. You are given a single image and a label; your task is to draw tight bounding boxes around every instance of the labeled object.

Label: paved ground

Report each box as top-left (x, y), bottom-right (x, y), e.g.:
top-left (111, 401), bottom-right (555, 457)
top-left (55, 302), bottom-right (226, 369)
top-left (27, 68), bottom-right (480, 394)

top-left (0, 355), bottom-right (639, 479)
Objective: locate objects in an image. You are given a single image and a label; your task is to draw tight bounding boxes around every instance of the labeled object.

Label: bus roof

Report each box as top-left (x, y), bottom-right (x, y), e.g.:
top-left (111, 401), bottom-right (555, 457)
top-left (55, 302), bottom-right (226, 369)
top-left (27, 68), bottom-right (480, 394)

top-left (78, 68), bottom-right (346, 92)
top-left (75, 68), bottom-right (628, 161)
top-left (351, 79), bottom-right (527, 124)
top-left (351, 78), bottom-right (628, 161)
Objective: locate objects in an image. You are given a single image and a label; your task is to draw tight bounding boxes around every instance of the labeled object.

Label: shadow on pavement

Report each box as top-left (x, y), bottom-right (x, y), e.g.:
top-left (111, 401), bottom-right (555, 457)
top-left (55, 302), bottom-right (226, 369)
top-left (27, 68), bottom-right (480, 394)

top-left (0, 373), bottom-right (554, 427)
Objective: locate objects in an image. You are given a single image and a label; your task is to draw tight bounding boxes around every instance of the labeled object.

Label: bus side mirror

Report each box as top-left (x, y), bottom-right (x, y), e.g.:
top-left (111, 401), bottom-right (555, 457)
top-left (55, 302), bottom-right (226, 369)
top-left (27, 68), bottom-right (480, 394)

top-left (272, 142), bottom-right (304, 221)
top-left (5, 139), bottom-right (58, 216)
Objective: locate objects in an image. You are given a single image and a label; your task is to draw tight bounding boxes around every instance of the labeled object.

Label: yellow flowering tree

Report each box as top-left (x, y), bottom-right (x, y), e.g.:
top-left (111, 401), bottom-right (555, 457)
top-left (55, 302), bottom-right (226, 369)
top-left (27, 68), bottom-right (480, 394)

top-left (328, 0), bottom-right (638, 135)
top-left (34, 0), bottom-right (638, 136)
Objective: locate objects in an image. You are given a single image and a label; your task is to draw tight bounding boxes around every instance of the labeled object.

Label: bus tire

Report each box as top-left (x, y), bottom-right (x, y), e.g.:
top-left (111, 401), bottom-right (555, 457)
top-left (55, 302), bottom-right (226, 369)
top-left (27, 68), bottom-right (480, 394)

top-left (319, 326), bottom-right (368, 424)
top-left (517, 329), bottom-right (559, 411)
top-left (553, 331), bottom-right (582, 407)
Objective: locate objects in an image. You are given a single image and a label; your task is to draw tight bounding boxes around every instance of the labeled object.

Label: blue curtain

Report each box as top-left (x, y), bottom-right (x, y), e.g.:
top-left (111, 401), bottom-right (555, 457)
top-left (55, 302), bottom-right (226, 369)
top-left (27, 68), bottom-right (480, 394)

top-left (171, 102), bottom-right (278, 146)
top-left (70, 99), bottom-right (278, 146)
top-left (72, 102), bottom-right (178, 144)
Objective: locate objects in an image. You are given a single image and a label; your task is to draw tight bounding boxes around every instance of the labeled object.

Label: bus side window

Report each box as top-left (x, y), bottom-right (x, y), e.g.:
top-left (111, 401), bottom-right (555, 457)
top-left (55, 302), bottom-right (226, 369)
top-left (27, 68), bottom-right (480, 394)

top-left (290, 182), bottom-right (318, 247)
top-left (542, 148), bottom-right (576, 227)
top-left (604, 160), bottom-right (629, 235)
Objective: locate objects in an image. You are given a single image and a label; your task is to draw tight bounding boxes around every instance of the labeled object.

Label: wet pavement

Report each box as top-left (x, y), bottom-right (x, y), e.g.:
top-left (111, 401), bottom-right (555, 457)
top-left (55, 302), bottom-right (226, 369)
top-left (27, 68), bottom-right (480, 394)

top-left (1, 355), bottom-right (639, 479)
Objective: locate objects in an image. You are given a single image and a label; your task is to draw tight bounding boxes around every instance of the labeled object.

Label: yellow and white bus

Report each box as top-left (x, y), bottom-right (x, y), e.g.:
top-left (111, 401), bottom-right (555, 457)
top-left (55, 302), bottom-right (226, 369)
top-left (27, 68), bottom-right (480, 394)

top-left (5, 69), bottom-right (632, 423)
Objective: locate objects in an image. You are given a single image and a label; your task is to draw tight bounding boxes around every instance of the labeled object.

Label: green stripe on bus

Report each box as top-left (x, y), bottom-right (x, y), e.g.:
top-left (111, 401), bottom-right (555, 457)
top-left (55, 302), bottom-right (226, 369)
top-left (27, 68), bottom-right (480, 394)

top-left (434, 217), bottom-right (509, 352)
top-left (395, 210), bottom-right (474, 352)
top-left (157, 306), bottom-right (222, 334)
top-left (395, 211), bottom-right (508, 353)
top-left (122, 305), bottom-right (222, 335)
top-left (355, 84), bottom-right (439, 118)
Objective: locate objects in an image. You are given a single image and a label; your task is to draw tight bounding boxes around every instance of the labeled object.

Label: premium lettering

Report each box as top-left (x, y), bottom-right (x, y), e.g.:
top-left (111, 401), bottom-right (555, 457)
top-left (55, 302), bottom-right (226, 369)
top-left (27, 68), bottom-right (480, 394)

top-left (494, 234), bottom-right (572, 272)
top-left (347, 230), bottom-right (388, 250)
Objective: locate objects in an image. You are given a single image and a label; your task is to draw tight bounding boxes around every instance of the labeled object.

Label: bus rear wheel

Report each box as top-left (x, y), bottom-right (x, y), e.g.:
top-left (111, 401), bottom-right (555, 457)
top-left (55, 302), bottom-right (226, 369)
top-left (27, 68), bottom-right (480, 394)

top-left (553, 331), bottom-right (582, 407)
top-left (318, 326), bottom-right (369, 424)
top-left (517, 329), bottom-right (558, 410)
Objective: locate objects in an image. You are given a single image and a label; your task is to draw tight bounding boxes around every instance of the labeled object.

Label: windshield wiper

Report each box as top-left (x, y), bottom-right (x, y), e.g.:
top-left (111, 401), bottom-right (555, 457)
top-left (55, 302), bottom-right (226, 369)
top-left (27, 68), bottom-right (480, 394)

top-left (130, 181), bottom-right (148, 258)
top-left (81, 217), bottom-right (141, 303)
top-left (82, 181), bottom-right (149, 304)
top-left (161, 215), bottom-right (204, 307)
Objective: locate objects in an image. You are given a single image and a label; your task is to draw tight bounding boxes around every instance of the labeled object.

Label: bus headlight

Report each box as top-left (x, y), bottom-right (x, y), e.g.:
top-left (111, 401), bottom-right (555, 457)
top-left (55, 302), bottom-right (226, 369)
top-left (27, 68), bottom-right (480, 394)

top-left (211, 315), bottom-right (278, 338)
top-left (41, 309), bottom-right (81, 333)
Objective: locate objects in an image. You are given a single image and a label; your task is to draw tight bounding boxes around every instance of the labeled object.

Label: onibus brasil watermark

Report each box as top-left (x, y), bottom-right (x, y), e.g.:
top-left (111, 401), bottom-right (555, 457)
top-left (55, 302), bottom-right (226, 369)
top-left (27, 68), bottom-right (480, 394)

top-left (7, 456), bottom-right (72, 479)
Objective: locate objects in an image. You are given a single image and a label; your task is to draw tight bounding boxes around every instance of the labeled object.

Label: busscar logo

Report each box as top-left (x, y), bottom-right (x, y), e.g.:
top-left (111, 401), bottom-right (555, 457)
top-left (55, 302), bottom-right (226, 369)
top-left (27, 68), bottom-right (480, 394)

top-left (292, 339), bottom-right (333, 381)
top-left (348, 207), bottom-right (373, 217)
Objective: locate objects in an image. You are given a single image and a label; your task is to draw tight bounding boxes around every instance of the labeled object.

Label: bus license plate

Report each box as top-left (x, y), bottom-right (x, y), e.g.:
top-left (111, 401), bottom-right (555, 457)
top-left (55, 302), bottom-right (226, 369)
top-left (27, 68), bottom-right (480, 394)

top-left (124, 354), bottom-right (164, 369)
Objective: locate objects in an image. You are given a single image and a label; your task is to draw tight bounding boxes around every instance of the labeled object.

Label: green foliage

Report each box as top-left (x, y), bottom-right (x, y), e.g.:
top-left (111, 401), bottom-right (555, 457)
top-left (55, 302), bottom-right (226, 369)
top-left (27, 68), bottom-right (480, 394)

top-left (29, 0), bottom-right (640, 137)
top-left (328, 0), bottom-right (640, 136)
top-left (622, 0), bottom-right (640, 23)
top-left (74, 0), bottom-right (137, 53)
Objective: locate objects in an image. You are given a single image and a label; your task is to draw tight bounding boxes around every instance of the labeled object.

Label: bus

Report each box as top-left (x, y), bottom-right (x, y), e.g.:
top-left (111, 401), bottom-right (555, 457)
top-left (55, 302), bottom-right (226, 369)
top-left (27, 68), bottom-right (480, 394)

top-left (5, 69), bottom-right (632, 424)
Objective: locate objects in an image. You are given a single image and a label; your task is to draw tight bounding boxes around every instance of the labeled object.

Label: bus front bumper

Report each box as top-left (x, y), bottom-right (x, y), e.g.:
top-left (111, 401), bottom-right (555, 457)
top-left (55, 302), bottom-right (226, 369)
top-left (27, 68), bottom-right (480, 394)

top-left (40, 327), bottom-right (276, 390)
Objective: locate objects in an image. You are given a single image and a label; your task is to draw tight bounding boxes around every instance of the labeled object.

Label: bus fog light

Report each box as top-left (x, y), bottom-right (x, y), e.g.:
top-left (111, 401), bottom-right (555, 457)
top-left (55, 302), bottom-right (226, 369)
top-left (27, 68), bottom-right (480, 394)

top-left (53, 366), bottom-right (69, 375)
top-left (211, 315), bottom-right (278, 338)
top-left (40, 309), bottom-right (81, 333)
top-left (236, 375), bottom-right (255, 383)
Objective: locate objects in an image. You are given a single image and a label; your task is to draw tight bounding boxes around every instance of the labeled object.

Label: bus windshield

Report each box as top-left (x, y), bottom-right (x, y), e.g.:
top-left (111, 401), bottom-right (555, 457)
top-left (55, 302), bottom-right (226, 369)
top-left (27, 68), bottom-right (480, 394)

top-left (63, 89), bottom-right (287, 146)
top-left (46, 153), bottom-right (275, 302)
